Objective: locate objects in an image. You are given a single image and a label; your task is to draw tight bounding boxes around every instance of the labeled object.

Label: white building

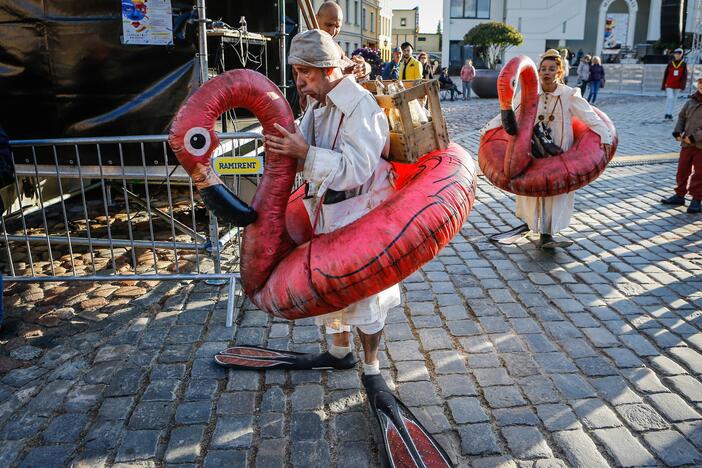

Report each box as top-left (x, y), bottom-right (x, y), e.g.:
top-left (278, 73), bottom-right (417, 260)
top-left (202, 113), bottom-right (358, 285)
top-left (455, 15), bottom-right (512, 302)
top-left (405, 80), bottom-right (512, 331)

top-left (442, 0), bottom-right (701, 70)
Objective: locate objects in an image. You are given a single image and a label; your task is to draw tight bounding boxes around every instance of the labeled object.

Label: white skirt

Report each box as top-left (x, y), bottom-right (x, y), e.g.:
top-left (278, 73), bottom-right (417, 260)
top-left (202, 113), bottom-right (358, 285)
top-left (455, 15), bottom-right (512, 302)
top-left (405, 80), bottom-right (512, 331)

top-left (515, 192), bottom-right (575, 235)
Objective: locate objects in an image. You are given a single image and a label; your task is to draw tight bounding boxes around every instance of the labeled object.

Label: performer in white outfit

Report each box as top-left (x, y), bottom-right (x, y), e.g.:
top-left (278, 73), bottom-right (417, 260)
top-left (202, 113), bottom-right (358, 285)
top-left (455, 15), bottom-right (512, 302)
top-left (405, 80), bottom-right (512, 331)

top-left (264, 29), bottom-right (399, 376)
top-left (481, 49), bottom-right (613, 248)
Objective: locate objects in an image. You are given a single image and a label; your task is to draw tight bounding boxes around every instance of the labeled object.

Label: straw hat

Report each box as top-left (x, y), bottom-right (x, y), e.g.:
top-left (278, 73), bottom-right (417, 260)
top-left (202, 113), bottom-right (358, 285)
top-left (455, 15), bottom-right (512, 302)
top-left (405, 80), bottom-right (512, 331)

top-left (289, 29), bottom-right (346, 68)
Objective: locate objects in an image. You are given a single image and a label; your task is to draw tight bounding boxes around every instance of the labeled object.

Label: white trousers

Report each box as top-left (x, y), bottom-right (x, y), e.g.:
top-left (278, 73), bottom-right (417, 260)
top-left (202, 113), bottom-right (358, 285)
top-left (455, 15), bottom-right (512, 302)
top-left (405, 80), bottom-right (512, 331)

top-left (666, 88), bottom-right (680, 116)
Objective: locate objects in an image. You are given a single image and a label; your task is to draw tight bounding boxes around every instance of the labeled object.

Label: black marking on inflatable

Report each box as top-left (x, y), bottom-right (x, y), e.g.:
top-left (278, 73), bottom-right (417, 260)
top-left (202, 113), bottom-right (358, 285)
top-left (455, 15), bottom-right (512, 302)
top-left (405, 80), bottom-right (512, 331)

top-left (201, 184), bottom-right (257, 227)
top-left (501, 109), bottom-right (518, 136)
top-left (312, 177), bottom-right (469, 280)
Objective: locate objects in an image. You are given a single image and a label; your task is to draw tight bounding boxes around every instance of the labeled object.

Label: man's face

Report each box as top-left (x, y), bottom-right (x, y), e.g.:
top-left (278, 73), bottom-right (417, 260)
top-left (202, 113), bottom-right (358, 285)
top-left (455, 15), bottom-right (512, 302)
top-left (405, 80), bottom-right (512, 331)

top-left (293, 65), bottom-right (328, 101)
top-left (697, 80), bottom-right (702, 93)
top-left (317, 11), bottom-right (342, 38)
top-left (674, 52), bottom-right (683, 60)
top-left (392, 51), bottom-right (401, 63)
top-left (401, 46), bottom-right (412, 59)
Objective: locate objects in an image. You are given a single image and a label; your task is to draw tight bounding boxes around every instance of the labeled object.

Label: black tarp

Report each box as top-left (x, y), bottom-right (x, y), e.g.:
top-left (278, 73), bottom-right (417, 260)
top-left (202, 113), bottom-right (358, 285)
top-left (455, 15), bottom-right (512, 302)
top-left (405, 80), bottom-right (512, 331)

top-left (0, 1), bottom-right (199, 140)
top-left (0, 1), bottom-right (296, 165)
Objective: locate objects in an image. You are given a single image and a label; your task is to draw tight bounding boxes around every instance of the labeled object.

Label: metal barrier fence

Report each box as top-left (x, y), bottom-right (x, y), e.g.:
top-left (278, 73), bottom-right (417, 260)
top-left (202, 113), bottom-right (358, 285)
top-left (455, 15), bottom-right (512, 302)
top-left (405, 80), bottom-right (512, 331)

top-left (601, 63), bottom-right (702, 94)
top-left (0, 132), bottom-right (263, 327)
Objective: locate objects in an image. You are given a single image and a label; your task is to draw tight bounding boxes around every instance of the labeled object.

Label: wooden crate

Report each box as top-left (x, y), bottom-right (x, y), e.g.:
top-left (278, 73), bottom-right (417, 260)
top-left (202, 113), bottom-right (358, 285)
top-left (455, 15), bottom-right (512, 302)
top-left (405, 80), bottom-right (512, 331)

top-left (361, 79), bottom-right (449, 164)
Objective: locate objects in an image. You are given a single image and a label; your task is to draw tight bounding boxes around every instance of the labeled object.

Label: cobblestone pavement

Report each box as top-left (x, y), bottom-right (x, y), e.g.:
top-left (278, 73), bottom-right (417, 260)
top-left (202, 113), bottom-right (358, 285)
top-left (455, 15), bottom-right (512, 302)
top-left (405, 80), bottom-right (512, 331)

top-left (444, 93), bottom-right (686, 157)
top-left (2, 160), bottom-right (702, 467)
top-left (2, 96), bottom-right (702, 467)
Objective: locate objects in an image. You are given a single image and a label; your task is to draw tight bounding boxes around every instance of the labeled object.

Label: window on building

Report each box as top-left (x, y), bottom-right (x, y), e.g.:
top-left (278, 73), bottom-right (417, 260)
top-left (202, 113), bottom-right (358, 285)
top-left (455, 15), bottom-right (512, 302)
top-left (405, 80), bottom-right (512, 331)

top-left (362, 7), bottom-right (366, 29)
top-left (346, 42), bottom-right (350, 55)
top-left (345, 0), bottom-right (350, 23)
top-left (354, 1), bottom-right (359, 25)
top-left (451, 0), bottom-right (490, 19)
top-left (562, 21), bottom-right (567, 33)
top-left (371, 12), bottom-right (374, 32)
top-left (400, 17), bottom-right (406, 27)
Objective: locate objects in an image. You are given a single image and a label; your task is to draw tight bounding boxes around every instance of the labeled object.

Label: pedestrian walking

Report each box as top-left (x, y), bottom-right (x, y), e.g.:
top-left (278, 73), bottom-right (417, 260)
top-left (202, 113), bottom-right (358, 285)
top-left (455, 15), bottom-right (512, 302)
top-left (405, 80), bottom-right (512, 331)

top-left (662, 48), bottom-right (688, 120)
top-left (576, 54), bottom-right (591, 96)
top-left (460, 59), bottom-right (476, 100)
top-left (587, 56), bottom-right (604, 104)
top-left (661, 77), bottom-right (702, 213)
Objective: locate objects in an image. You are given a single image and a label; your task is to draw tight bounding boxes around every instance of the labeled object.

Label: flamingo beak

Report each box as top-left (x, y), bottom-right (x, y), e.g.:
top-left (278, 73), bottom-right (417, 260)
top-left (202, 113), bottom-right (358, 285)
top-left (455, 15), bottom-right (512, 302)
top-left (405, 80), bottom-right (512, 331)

top-left (174, 126), bottom-right (258, 227)
top-left (501, 109), bottom-right (518, 136)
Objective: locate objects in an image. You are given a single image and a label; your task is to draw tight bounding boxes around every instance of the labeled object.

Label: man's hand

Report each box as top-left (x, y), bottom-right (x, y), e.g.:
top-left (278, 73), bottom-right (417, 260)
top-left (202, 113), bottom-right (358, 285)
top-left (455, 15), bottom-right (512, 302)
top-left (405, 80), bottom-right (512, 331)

top-left (601, 143), bottom-right (612, 158)
top-left (263, 123), bottom-right (310, 160)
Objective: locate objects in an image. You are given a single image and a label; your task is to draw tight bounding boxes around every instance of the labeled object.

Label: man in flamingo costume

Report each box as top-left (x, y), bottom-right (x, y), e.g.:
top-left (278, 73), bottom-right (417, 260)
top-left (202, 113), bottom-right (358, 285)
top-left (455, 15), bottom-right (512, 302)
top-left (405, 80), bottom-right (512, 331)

top-left (258, 29), bottom-right (453, 466)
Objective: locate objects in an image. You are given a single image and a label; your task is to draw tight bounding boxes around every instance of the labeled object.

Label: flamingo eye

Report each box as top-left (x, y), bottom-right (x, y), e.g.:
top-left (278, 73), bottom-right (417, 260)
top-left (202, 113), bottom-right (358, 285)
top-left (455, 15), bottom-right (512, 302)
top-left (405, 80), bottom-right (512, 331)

top-left (184, 127), bottom-right (211, 157)
top-left (511, 78), bottom-right (517, 88)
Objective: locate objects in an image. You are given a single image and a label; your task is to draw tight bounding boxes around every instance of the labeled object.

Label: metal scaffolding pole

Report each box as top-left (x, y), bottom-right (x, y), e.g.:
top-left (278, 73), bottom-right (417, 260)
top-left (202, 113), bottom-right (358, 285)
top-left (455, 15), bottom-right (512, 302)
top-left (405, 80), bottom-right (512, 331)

top-left (196, 0), bottom-right (209, 84)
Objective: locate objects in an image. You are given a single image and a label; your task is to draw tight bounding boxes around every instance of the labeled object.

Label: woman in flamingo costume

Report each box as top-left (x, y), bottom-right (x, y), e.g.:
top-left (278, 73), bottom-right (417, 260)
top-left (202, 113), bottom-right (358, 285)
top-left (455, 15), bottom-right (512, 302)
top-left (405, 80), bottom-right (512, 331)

top-left (480, 50), bottom-right (615, 248)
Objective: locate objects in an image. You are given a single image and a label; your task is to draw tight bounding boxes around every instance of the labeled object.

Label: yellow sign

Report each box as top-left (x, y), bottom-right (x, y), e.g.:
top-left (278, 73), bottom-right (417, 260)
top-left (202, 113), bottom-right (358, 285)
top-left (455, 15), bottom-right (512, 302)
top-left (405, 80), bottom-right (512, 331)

top-left (213, 156), bottom-right (264, 175)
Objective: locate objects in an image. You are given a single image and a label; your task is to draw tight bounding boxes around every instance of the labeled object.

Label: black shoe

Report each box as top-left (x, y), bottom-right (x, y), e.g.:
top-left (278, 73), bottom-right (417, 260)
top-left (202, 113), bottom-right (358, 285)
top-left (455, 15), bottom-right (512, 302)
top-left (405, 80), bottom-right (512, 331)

top-left (661, 194), bottom-right (686, 205)
top-left (688, 199), bottom-right (701, 213)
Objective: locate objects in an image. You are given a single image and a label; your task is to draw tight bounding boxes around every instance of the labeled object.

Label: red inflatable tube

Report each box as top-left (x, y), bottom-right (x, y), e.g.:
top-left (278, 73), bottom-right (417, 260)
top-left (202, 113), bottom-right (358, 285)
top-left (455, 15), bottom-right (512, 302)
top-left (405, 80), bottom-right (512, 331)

top-left (169, 69), bottom-right (477, 319)
top-left (478, 55), bottom-right (618, 197)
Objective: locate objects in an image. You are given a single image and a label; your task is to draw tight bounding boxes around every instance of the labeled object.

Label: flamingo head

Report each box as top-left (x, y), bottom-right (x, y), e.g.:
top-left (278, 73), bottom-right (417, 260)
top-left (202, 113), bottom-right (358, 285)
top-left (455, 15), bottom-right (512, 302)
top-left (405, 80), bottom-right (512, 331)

top-left (168, 92), bottom-right (257, 227)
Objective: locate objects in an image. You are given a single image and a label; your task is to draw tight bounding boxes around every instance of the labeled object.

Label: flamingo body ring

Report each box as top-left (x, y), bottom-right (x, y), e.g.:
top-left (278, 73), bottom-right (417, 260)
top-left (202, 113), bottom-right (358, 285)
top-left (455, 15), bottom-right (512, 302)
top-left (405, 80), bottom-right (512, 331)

top-left (478, 55), bottom-right (618, 197)
top-left (169, 69), bottom-right (477, 319)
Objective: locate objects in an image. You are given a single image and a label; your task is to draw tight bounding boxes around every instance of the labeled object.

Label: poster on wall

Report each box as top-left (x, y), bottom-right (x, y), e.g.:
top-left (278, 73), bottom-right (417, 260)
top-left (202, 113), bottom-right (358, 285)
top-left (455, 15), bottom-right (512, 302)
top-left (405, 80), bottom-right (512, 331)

top-left (122, 0), bottom-right (174, 45)
top-left (603, 13), bottom-right (628, 51)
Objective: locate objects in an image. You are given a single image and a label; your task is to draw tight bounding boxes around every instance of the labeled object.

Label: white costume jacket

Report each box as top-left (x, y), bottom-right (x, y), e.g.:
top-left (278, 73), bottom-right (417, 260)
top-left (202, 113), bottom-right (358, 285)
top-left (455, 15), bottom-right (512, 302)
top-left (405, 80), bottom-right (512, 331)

top-left (299, 75), bottom-right (401, 330)
top-left (481, 83), bottom-right (612, 234)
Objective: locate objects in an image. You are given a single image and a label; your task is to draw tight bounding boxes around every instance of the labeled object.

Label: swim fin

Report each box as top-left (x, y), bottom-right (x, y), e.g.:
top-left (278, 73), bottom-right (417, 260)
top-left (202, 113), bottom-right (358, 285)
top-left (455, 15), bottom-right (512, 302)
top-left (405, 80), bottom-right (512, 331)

top-left (214, 345), bottom-right (358, 370)
top-left (488, 223), bottom-right (529, 245)
top-left (362, 373), bottom-right (453, 468)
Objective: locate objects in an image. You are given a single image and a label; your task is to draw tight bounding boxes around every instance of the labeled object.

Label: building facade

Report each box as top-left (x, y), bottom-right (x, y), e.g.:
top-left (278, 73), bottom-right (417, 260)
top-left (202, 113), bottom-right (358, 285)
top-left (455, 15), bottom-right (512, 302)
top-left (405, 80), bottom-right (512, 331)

top-left (362, 0), bottom-right (380, 49)
top-left (442, 0), bottom-right (701, 70)
top-left (378, 0), bottom-right (393, 60)
top-left (392, 7), bottom-right (419, 49)
top-left (417, 32), bottom-right (442, 57)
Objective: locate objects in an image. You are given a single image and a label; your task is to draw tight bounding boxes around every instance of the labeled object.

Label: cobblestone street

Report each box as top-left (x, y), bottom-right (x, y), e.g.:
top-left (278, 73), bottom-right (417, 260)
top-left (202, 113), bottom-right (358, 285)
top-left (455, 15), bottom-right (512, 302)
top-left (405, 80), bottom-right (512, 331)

top-left (1, 96), bottom-right (702, 467)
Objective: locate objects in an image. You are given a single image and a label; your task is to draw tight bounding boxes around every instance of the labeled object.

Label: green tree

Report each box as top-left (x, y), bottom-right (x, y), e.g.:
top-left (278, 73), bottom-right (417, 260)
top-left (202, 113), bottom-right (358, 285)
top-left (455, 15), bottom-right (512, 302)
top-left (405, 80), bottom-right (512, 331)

top-left (463, 22), bottom-right (524, 69)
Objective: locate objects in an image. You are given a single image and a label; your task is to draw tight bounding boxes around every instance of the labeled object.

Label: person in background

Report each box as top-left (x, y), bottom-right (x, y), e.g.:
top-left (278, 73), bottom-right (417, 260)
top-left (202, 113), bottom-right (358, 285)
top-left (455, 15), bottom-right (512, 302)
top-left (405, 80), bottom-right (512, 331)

top-left (399, 42), bottom-right (422, 81)
top-left (316, 1), bottom-right (369, 79)
top-left (576, 54), bottom-right (591, 96)
top-left (661, 77), bottom-right (702, 213)
top-left (662, 48), bottom-right (688, 121)
top-left (381, 47), bottom-right (401, 80)
top-left (417, 52), bottom-right (433, 79)
top-left (438, 67), bottom-right (461, 101)
top-left (560, 48), bottom-right (571, 84)
top-left (586, 56), bottom-right (604, 104)
top-left (575, 48), bottom-right (584, 66)
top-left (460, 58), bottom-right (476, 100)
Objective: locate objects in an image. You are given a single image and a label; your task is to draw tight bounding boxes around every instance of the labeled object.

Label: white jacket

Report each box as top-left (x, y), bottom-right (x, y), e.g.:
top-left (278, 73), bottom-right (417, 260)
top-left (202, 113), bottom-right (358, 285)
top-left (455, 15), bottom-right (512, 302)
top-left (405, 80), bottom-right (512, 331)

top-left (299, 75), bottom-right (401, 328)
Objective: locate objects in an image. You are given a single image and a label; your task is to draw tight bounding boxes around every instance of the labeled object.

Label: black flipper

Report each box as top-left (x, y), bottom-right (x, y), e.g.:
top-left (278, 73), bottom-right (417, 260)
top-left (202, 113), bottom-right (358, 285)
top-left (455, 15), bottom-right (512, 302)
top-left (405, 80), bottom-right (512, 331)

top-left (488, 223), bottom-right (530, 245)
top-left (200, 184), bottom-right (257, 227)
top-left (214, 346), bottom-right (357, 370)
top-left (362, 374), bottom-right (453, 468)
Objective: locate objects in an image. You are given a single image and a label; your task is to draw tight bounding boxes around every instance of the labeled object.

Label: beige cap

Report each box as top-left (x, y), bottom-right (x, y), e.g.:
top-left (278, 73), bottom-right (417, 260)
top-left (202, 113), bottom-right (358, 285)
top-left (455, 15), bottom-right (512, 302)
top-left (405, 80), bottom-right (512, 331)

top-left (289, 29), bottom-right (346, 68)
